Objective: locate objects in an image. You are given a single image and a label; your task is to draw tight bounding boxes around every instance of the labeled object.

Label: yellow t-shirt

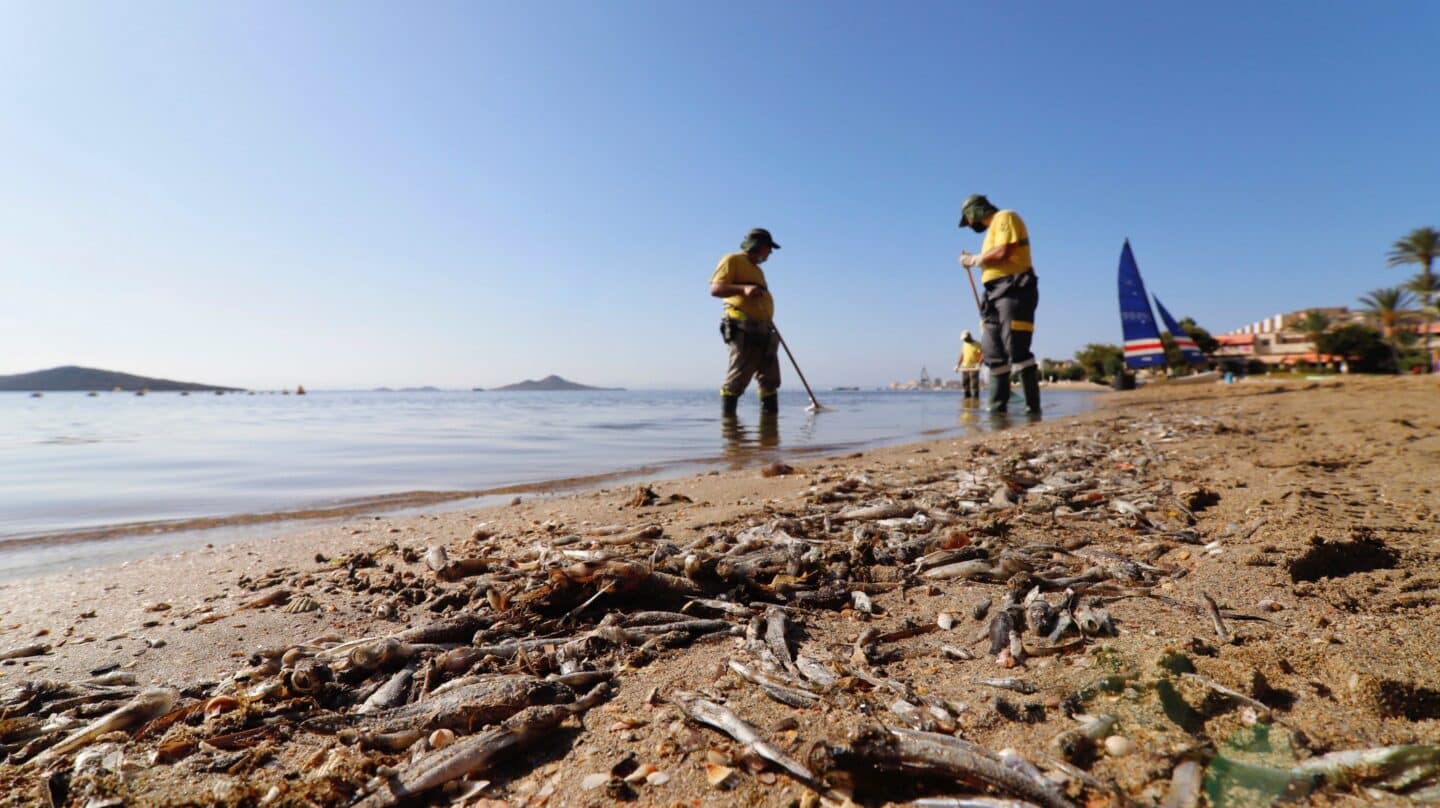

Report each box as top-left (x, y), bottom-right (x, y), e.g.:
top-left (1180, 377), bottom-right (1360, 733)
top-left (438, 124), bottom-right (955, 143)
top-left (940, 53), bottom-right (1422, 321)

top-left (960, 341), bottom-right (983, 368)
top-left (979, 210), bottom-right (1032, 284)
top-left (710, 252), bottom-right (774, 320)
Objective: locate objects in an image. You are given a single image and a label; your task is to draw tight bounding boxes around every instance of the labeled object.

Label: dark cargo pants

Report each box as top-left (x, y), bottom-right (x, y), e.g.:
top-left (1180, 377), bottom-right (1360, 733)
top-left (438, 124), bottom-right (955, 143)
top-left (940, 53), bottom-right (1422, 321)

top-left (980, 270), bottom-right (1040, 379)
top-left (720, 318), bottom-right (781, 398)
top-left (960, 369), bottom-right (981, 397)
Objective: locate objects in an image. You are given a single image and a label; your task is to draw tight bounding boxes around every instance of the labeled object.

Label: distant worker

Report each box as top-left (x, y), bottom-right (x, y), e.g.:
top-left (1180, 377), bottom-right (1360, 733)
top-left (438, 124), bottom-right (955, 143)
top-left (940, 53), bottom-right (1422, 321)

top-left (954, 329), bottom-right (983, 399)
top-left (710, 228), bottom-right (781, 415)
top-left (958, 194), bottom-right (1041, 414)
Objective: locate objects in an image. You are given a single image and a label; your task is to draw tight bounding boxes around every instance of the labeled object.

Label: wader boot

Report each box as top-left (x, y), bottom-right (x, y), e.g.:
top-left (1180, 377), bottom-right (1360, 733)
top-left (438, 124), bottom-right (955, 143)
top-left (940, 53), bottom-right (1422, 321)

top-left (722, 393), bottom-right (739, 417)
top-left (759, 391), bottom-right (779, 414)
top-left (1020, 366), bottom-right (1042, 414)
top-left (987, 373), bottom-right (1010, 413)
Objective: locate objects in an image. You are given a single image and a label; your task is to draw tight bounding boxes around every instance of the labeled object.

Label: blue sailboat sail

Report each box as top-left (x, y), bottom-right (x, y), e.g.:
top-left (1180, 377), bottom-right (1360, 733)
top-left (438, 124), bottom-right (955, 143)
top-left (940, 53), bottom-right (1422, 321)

top-left (1153, 295), bottom-right (1206, 365)
top-left (1117, 240), bottom-right (1166, 369)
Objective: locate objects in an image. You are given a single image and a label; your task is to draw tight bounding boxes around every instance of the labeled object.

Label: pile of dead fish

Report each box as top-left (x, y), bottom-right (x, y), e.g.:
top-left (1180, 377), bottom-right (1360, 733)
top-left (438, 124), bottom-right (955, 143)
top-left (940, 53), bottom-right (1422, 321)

top-left (2, 413), bottom-right (1436, 806)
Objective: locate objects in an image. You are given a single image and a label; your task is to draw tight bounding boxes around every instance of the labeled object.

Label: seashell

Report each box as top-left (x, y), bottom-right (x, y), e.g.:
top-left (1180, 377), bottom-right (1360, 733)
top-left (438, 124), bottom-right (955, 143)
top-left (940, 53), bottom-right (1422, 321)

top-left (581, 773), bottom-right (610, 791)
top-left (424, 546), bottom-right (449, 572)
top-left (1104, 735), bottom-right (1135, 756)
top-left (428, 728), bottom-right (455, 749)
top-left (704, 763), bottom-right (739, 789)
top-left (646, 770), bottom-right (670, 786)
top-left (282, 595), bottom-right (320, 614)
top-left (204, 696), bottom-right (240, 719)
top-left (624, 763), bottom-right (658, 783)
top-left (937, 612), bottom-right (955, 630)
top-left (486, 587), bottom-right (510, 612)
top-left (1257, 598), bottom-right (1284, 612)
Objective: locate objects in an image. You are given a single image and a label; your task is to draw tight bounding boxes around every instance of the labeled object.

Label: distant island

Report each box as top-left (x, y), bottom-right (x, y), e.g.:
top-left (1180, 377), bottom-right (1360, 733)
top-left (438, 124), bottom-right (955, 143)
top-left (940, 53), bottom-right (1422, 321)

top-left (0, 366), bottom-right (242, 393)
top-left (492, 374), bottom-right (623, 392)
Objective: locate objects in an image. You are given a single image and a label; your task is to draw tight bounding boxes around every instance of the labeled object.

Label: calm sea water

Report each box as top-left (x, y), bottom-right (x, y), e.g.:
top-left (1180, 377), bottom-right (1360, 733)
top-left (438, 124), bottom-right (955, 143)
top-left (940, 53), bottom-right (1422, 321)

top-left (0, 389), bottom-right (1094, 577)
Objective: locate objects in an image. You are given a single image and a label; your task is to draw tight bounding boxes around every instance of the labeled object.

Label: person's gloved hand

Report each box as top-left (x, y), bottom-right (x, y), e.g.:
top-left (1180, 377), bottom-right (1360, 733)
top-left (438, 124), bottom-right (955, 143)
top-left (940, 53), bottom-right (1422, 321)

top-left (959, 251), bottom-right (982, 269)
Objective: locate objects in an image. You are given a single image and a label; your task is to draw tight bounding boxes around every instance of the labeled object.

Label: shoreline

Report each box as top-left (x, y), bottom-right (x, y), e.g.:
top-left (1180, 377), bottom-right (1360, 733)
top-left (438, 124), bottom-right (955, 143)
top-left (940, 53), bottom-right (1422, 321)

top-left (0, 393), bottom-right (1097, 579)
top-left (0, 376), bottom-right (1435, 806)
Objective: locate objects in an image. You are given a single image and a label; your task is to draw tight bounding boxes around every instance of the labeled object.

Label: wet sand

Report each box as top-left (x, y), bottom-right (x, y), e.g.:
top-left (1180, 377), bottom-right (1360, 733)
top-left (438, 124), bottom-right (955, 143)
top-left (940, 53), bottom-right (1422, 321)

top-left (1, 375), bottom-right (1436, 806)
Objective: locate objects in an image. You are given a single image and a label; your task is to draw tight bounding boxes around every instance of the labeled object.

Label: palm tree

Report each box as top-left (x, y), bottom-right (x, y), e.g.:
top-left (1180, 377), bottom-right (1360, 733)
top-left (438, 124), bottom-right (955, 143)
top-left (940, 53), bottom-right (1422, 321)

top-left (1359, 287), bottom-right (1416, 373)
top-left (1388, 227), bottom-right (1439, 369)
top-left (1296, 310), bottom-right (1330, 368)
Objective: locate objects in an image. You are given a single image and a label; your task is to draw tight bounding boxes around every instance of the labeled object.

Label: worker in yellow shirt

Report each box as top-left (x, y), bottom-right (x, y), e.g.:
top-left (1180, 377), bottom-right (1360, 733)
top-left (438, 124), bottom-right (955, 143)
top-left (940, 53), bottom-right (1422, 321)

top-left (709, 228), bottom-right (781, 416)
top-left (953, 330), bottom-right (983, 399)
top-left (959, 194), bottom-right (1041, 414)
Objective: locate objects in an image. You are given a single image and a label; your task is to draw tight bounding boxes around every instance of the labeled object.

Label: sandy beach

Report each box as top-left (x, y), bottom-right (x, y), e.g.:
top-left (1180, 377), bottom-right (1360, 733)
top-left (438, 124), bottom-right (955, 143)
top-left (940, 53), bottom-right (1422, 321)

top-left (1, 376), bottom-right (1436, 806)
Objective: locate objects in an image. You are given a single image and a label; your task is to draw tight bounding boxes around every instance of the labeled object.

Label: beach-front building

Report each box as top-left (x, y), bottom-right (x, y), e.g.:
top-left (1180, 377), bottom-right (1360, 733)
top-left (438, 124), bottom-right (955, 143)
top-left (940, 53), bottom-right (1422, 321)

top-left (1216, 308), bottom-right (1357, 368)
top-left (1217, 308), bottom-right (1440, 369)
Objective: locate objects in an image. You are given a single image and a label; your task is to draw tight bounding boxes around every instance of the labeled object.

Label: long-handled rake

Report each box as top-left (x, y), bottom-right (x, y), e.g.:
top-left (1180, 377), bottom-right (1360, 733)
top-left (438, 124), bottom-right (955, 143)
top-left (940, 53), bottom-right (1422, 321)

top-left (773, 326), bottom-right (829, 412)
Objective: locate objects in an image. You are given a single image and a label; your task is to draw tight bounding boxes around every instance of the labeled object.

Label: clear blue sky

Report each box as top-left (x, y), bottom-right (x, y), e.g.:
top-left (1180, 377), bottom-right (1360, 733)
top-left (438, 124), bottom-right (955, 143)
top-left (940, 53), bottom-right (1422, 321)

top-left (2, 2), bottom-right (1436, 390)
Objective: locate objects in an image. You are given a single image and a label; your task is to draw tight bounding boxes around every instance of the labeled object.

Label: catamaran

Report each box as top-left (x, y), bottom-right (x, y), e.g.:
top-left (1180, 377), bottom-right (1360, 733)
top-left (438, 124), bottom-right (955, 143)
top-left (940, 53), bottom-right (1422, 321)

top-left (1117, 240), bottom-right (1210, 375)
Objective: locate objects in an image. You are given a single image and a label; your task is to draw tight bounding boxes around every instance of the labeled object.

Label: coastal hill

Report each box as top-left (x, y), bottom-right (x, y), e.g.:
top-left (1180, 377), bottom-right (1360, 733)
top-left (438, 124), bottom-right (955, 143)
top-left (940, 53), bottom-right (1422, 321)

top-left (0, 366), bottom-right (242, 392)
top-left (492, 374), bottom-right (623, 392)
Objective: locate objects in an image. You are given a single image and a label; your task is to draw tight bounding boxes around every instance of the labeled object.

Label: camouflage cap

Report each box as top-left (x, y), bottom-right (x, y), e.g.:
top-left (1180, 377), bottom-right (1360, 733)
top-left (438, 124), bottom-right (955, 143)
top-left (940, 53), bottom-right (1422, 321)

top-left (959, 194), bottom-right (996, 227)
top-left (741, 228), bottom-right (780, 251)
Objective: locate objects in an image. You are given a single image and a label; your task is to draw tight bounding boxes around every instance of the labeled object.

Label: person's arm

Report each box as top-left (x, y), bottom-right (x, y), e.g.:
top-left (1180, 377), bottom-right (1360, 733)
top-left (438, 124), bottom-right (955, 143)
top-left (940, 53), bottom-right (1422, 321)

top-left (710, 282), bottom-right (766, 299)
top-left (976, 242), bottom-right (1015, 265)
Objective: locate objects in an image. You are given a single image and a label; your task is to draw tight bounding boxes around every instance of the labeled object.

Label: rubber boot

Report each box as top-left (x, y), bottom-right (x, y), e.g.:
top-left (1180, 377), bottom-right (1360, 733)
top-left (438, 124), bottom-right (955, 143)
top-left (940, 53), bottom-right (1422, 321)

top-left (1020, 366), bottom-right (1041, 414)
top-left (722, 393), bottom-right (739, 417)
top-left (759, 391), bottom-right (779, 414)
top-left (986, 373), bottom-right (1010, 413)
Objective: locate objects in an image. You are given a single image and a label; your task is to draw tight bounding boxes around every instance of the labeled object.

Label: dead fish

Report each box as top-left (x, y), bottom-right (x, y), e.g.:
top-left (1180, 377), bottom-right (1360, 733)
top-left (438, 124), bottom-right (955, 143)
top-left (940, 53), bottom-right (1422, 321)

top-left (1046, 612), bottom-right (1075, 644)
top-left (765, 607), bottom-right (802, 678)
top-left (1026, 600), bottom-right (1057, 637)
top-left (923, 559), bottom-right (995, 581)
top-left (306, 675), bottom-right (572, 735)
top-left (941, 645), bottom-right (977, 661)
top-left (393, 613), bottom-right (490, 645)
top-left (974, 677), bottom-right (1037, 695)
top-left (352, 691), bottom-right (605, 808)
top-left (1163, 760), bottom-right (1203, 808)
top-left (837, 503), bottom-right (914, 521)
top-left (675, 692), bottom-right (816, 786)
top-left (987, 610), bottom-right (1016, 655)
top-left (237, 589), bottom-right (290, 610)
top-left (27, 688), bottom-right (178, 768)
top-left (794, 655), bottom-right (838, 688)
top-left (358, 664), bottom-right (417, 715)
top-left (1073, 600), bottom-right (1114, 637)
top-left (0, 644), bottom-right (51, 661)
top-left (1200, 592), bottom-right (1229, 644)
top-left (811, 726), bottom-right (1074, 808)
top-left (727, 660), bottom-right (819, 709)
